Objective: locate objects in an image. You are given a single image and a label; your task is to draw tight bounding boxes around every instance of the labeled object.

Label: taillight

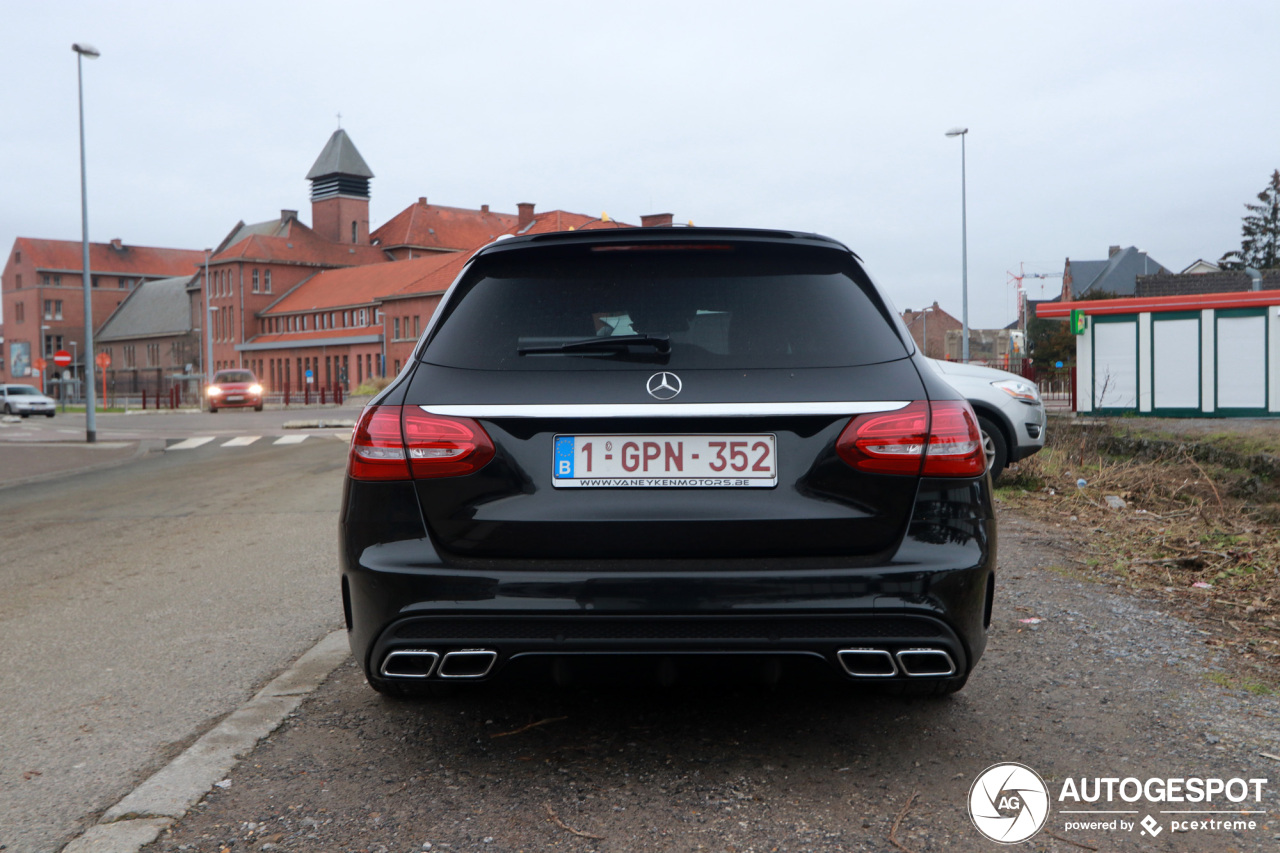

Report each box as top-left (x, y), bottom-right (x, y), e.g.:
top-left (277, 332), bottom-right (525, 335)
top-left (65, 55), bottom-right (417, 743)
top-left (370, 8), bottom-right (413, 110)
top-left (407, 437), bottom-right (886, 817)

top-left (348, 405), bottom-right (495, 481)
top-left (836, 400), bottom-right (985, 478)
top-left (349, 405), bottom-right (410, 480)
top-left (402, 408), bottom-right (495, 478)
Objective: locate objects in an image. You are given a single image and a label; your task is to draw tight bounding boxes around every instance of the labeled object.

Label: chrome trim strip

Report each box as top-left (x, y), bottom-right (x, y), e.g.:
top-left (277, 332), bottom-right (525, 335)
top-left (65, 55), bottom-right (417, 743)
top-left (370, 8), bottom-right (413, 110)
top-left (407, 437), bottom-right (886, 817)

top-left (420, 401), bottom-right (910, 419)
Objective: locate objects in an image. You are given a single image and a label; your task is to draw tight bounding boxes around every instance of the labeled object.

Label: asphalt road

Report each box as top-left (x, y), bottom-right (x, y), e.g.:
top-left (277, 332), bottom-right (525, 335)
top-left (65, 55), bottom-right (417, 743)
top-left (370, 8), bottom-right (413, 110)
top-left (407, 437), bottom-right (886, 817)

top-left (0, 436), bottom-right (347, 853)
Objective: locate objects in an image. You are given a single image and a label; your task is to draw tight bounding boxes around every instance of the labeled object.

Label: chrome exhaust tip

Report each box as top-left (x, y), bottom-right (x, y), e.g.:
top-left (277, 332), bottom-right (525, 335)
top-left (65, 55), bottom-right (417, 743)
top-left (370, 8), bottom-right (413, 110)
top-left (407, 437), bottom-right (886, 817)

top-left (895, 648), bottom-right (956, 677)
top-left (380, 649), bottom-right (440, 679)
top-left (837, 648), bottom-right (898, 678)
top-left (438, 649), bottom-right (498, 679)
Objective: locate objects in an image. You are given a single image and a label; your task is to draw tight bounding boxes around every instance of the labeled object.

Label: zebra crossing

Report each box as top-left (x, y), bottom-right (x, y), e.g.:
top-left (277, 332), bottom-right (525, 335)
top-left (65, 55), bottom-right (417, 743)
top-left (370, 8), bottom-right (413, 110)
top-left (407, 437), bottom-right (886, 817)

top-left (166, 433), bottom-right (351, 451)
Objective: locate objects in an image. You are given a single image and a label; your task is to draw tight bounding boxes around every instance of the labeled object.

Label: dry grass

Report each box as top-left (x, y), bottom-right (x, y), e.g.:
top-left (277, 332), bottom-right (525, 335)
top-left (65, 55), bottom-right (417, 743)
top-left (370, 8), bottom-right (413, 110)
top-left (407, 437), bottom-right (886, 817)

top-left (997, 418), bottom-right (1280, 674)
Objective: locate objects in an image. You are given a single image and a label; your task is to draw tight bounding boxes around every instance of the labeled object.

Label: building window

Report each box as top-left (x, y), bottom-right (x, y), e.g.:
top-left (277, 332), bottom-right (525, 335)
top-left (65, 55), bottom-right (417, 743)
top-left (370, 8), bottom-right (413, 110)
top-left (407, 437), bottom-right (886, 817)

top-left (344, 311), bottom-right (350, 327)
top-left (393, 317), bottom-right (400, 340)
top-left (55, 300), bottom-right (63, 319)
top-left (15, 302), bottom-right (23, 322)
top-left (252, 269), bottom-right (260, 293)
top-left (118, 277), bottom-right (128, 289)
top-left (42, 274), bottom-right (50, 286)
top-left (264, 270), bottom-right (272, 293)
top-left (147, 343), bottom-right (160, 366)
top-left (394, 359), bottom-right (401, 375)
top-left (44, 300), bottom-right (52, 320)
top-left (229, 306), bottom-right (235, 339)
top-left (124, 345), bottom-right (135, 368)
top-left (351, 221), bottom-right (358, 243)
top-left (413, 315), bottom-right (419, 336)
top-left (14, 251), bottom-right (20, 263)
top-left (357, 308), bottom-right (367, 326)
top-left (92, 276), bottom-right (100, 288)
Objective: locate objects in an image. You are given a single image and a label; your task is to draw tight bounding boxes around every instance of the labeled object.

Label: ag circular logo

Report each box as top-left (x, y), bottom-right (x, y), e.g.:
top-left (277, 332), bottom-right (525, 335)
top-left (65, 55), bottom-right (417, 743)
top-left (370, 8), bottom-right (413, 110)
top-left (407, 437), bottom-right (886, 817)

top-left (969, 762), bottom-right (1050, 844)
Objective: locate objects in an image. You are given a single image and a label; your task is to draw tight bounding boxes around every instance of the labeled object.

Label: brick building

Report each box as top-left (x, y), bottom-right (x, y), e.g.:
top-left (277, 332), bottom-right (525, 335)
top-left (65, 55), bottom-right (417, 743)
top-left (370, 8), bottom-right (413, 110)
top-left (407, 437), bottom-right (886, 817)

top-left (1, 238), bottom-right (203, 383)
top-left (900, 302), bottom-right (960, 359)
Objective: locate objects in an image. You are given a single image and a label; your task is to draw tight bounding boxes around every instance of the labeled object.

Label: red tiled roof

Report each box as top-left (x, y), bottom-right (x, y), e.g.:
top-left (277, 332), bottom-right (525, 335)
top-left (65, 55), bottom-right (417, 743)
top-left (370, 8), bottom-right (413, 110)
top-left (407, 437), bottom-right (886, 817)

top-left (264, 252), bottom-right (466, 314)
top-left (16, 237), bottom-right (203, 277)
top-left (504, 210), bottom-right (636, 237)
top-left (372, 200), bottom-right (518, 252)
top-left (212, 219), bottom-right (388, 267)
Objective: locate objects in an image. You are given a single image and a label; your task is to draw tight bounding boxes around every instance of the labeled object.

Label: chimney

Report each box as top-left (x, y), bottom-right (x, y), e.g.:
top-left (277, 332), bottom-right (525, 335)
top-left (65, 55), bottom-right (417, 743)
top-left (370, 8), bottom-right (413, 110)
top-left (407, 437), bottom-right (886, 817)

top-left (1108, 245), bottom-right (1121, 258)
top-left (640, 213), bottom-right (674, 228)
top-left (481, 204), bottom-right (490, 214)
top-left (517, 202), bottom-right (535, 230)
top-left (418, 197), bottom-right (427, 206)
top-left (110, 238), bottom-right (123, 251)
top-left (281, 209), bottom-right (297, 222)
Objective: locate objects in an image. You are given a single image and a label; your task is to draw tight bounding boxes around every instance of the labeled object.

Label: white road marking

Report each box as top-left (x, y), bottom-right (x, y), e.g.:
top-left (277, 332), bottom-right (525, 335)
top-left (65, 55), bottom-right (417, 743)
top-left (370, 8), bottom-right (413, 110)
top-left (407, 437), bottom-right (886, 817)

top-left (273, 434), bottom-right (309, 445)
top-left (221, 436), bottom-right (261, 447)
top-left (167, 437), bottom-right (215, 451)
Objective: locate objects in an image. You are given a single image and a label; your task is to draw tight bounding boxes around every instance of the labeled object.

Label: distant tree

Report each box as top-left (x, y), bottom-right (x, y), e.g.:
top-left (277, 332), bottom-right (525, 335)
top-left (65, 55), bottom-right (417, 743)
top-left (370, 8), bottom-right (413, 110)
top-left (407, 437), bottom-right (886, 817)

top-left (1027, 291), bottom-right (1122, 369)
top-left (1220, 169), bottom-right (1280, 270)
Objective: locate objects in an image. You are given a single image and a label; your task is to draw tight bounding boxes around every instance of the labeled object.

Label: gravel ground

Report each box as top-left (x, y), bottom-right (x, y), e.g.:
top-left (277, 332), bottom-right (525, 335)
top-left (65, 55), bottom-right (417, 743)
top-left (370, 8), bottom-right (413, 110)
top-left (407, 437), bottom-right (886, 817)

top-left (142, 509), bottom-right (1280, 853)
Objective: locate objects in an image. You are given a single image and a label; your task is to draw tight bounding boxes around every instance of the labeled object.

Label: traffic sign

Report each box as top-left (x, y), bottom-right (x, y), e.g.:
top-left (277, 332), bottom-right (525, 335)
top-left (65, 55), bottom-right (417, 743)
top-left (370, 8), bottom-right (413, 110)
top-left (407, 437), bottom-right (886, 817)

top-left (53, 350), bottom-right (72, 368)
top-left (95, 352), bottom-right (112, 368)
top-left (32, 357), bottom-right (47, 371)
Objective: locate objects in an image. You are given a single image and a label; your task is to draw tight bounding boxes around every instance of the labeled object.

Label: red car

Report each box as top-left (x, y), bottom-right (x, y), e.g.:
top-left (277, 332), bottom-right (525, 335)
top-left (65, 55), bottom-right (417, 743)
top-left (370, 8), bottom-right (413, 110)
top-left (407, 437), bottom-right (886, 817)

top-left (207, 369), bottom-right (264, 412)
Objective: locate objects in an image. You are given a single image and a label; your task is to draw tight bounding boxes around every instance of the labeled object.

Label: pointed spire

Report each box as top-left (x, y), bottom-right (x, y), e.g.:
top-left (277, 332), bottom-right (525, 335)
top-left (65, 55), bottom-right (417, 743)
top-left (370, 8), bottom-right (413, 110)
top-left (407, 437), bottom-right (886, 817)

top-left (306, 129), bottom-right (373, 181)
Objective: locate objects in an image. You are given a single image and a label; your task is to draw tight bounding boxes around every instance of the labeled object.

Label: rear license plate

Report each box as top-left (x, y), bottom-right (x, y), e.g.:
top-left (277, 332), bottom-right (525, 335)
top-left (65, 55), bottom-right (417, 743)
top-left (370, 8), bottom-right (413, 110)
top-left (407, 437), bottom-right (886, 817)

top-left (226, 395), bottom-right (244, 402)
top-left (552, 434), bottom-right (777, 488)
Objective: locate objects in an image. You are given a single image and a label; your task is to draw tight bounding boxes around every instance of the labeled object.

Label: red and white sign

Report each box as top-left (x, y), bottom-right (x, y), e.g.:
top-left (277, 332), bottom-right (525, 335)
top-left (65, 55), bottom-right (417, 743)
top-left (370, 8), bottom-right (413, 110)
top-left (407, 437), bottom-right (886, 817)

top-left (53, 350), bottom-right (73, 368)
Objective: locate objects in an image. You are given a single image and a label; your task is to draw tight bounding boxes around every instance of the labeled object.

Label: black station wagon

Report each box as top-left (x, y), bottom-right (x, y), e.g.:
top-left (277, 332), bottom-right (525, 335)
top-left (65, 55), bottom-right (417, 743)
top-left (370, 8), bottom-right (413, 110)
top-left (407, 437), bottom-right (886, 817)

top-left (340, 227), bottom-right (995, 696)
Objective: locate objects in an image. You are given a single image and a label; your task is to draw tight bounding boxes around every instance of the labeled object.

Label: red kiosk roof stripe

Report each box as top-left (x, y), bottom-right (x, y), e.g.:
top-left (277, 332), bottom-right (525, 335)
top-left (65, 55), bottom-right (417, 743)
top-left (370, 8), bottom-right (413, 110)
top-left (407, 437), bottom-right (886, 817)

top-left (1036, 289), bottom-right (1280, 318)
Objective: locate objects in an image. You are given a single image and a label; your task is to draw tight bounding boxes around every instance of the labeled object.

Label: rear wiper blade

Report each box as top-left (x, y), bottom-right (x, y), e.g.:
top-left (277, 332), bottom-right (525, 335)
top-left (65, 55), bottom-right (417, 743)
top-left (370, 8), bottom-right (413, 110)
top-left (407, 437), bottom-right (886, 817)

top-left (518, 333), bottom-right (671, 356)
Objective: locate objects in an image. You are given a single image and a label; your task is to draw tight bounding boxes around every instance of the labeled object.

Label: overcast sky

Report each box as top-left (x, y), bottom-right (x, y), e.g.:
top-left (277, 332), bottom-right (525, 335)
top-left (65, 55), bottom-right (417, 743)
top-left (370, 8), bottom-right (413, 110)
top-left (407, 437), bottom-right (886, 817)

top-left (4, 1), bottom-right (1278, 328)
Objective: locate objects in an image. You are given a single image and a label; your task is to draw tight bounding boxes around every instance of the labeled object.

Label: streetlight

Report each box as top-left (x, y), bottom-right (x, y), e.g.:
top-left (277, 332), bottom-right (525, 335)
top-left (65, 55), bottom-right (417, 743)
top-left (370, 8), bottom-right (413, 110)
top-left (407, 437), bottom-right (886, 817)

top-left (374, 310), bottom-right (387, 377)
top-left (70, 341), bottom-right (78, 404)
top-left (74, 41), bottom-right (100, 442)
top-left (203, 249), bottom-right (213, 384)
top-left (945, 126), bottom-right (969, 362)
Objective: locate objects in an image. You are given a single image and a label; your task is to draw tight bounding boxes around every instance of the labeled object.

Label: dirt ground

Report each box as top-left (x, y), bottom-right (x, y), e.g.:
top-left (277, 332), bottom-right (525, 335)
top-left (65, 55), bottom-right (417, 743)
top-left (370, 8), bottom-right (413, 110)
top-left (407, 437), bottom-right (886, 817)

top-left (141, 510), bottom-right (1280, 853)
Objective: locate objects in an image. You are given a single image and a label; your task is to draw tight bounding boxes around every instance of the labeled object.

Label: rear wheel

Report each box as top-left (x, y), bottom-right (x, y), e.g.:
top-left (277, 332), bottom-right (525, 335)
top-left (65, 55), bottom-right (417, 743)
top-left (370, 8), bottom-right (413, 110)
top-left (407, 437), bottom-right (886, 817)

top-left (209, 404), bottom-right (218, 413)
top-left (2, 403), bottom-right (10, 414)
top-left (254, 403), bottom-right (264, 412)
top-left (977, 416), bottom-right (1008, 482)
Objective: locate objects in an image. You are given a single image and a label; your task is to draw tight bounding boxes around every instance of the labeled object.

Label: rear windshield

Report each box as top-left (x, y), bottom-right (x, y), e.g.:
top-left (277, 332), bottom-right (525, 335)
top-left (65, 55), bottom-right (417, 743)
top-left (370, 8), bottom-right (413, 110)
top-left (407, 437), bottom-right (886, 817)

top-left (422, 245), bottom-right (907, 370)
top-left (215, 371), bottom-right (254, 383)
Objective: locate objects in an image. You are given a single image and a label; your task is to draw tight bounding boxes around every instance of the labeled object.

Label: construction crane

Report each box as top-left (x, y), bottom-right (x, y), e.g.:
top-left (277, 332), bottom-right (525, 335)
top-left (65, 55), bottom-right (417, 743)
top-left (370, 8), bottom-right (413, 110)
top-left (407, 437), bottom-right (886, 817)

top-left (1007, 262), bottom-right (1063, 330)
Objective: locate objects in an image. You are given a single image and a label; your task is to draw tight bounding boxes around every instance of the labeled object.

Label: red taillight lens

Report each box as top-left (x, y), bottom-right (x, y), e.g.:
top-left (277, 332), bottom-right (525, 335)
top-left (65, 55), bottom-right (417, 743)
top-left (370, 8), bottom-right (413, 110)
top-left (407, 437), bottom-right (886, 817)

top-left (349, 405), bottom-right (411, 481)
top-left (348, 406), bottom-right (495, 481)
top-left (402, 409), bottom-right (495, 479)
top-left (921, 401), bottom-right (985, 477)
top-left (836, 400), bottom-right (985, 478)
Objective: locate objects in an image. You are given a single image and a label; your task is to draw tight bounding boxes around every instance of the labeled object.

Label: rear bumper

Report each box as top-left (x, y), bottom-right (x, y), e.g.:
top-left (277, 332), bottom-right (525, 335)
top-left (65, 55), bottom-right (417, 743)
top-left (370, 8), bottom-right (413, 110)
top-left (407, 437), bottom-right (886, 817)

top-left (340, 478), bottom-right (995, 687)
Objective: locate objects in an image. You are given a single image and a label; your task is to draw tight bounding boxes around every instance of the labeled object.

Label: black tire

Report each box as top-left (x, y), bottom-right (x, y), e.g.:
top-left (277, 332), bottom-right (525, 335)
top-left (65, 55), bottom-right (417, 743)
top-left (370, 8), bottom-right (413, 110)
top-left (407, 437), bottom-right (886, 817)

top-left (46, 412), bottom-right (55, 418)
top-left (2, 403), bottom-right (10, 415)
top-left (977, 416), bottom-right (1008, 482)
top-left (19, 412), bottom-right (29, 419)
top-left (209, 405), bottom-right (217, 413)
top-left (254, 403), bottom-right (264, 412)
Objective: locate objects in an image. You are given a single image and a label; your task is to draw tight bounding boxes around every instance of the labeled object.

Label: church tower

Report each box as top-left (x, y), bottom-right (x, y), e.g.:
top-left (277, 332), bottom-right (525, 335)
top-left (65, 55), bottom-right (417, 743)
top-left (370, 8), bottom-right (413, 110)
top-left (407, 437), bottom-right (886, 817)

top-left (307, 129), bottom-right (374, 245)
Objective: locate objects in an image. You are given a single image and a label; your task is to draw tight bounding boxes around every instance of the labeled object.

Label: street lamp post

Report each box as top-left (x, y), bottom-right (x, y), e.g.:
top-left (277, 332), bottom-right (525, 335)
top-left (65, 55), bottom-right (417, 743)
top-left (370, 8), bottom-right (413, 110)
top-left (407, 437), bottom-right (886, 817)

top-left (203, 250), bottom-right (213, 384)
top-left (375, 310), bottom-right (387, 377)
top-left (945, 126), bottom-right (969, 362)
top-left (74, 42), bottom-right (100, 442)
top-left (40, 325), bottom-right (51, 396)
top-left (70, 341), bottom-right (78, 404)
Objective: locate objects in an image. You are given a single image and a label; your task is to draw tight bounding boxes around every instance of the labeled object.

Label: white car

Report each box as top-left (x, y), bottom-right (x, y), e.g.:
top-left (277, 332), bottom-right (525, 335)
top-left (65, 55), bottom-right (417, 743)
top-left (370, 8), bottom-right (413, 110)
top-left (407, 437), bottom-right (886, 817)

top-left (0, 384), bottom-right (57, 418)
top-left (925, 359), bottom-right (1045, 480)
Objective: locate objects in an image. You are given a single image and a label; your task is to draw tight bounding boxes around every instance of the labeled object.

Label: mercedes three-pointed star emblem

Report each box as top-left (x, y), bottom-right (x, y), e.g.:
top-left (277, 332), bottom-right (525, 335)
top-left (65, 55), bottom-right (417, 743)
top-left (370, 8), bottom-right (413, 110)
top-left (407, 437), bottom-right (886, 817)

top-left (646, 371), bottom-right (682, 400)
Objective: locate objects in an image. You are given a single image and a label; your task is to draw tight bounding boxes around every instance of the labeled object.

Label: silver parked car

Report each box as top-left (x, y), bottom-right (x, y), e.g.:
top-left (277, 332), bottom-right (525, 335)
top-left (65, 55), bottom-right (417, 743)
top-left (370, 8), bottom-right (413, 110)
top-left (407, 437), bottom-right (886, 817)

top-left (925, 359), bottom-right (1045, 480)
top-left (0, 384), bottom-right (57, 418)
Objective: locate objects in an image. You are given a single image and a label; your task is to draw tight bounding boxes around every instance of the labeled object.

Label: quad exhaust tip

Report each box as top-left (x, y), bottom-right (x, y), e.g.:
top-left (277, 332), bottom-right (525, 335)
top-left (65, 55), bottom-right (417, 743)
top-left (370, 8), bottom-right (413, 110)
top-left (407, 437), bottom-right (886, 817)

top-left (437, 649), bottom-right (498, 679)
top-left (380, 649), bottom-right (440, 679)
top-left (837, 648), bottom-right (898, 677)
top-left (895, 648), bottom-right (957, 677)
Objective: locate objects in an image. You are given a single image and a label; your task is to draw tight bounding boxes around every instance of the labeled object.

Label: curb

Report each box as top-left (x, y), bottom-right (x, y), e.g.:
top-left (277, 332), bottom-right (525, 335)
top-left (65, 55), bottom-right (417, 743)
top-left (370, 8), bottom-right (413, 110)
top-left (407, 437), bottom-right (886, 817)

top-left (62, 630), bottom-right (350, 853)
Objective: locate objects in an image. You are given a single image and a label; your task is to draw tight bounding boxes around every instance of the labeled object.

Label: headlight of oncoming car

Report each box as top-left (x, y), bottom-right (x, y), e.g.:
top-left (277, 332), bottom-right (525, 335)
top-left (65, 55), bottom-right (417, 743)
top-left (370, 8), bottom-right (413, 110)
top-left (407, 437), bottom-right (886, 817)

top-left (991, 378), bottom-right (1039, 402)
top-left (248, 384), bottom-right (263, 395)
top-left (208, 385), bottom-right (222, 396)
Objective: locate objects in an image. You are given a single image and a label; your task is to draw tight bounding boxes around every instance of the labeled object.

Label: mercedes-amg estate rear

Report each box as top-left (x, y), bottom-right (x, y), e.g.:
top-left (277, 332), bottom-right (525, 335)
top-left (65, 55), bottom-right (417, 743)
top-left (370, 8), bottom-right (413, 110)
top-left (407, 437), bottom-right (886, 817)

top-left (340, 227), bottom-right (996, 696)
